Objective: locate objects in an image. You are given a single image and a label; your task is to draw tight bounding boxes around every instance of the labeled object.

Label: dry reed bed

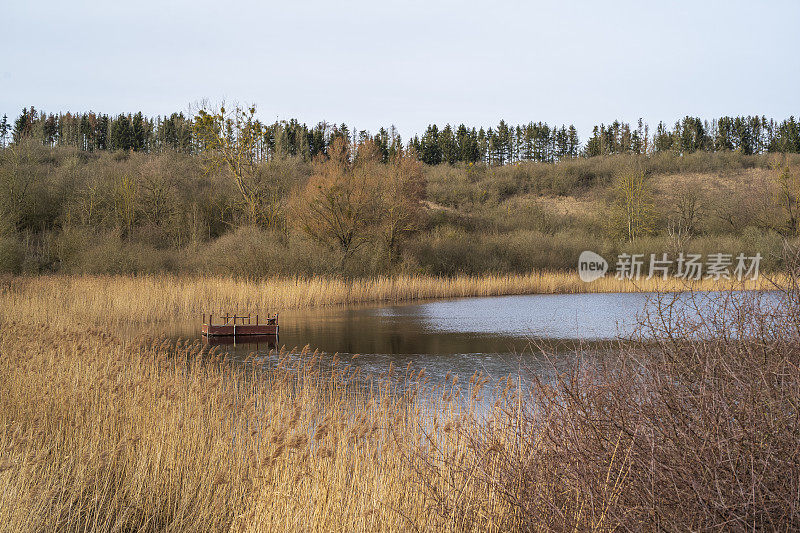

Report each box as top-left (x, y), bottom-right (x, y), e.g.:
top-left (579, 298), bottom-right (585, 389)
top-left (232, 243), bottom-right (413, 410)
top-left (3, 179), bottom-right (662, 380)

top-left (0, 273), bottom-right (767, 326)
top-left (0, 322), bottom-right (493, 531)
top-left (2, 283), bottom-right (799, 530)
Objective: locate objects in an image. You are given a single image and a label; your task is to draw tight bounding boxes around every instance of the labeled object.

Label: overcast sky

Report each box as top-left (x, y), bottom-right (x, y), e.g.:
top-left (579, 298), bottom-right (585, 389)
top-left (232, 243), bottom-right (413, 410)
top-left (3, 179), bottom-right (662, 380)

top-left (2, 0), bottom-right (798, 140)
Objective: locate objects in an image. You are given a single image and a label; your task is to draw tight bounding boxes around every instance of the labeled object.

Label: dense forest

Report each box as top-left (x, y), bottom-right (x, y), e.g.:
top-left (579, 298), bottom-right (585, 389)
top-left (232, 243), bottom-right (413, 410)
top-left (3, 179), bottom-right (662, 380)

top-left (3, 107), bottom-right (800, 163)
top-left (1, 105), bottom-right (799, 277)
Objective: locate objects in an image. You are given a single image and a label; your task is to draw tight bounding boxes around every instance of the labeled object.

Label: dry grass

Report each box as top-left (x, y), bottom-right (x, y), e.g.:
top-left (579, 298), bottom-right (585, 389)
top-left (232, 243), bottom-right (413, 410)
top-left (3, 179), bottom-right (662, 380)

top-left (0, 321), bottom-right (472, 531)
top-left (505, 193), bottom-right (604, 218)
top-left (0, 318), bottom-right (636, 532)
top-left (1, 272), bottom-right (798, 531)
top-left (649, 167), bottom-right (775, 196)
top-left (0, 272), bottom-right (768, 327)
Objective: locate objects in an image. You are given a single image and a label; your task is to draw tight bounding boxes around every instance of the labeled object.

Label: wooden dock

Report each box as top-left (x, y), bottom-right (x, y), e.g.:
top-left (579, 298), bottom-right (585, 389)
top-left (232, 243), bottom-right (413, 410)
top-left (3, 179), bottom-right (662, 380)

top-left (201, 313), bottom-right (278, 337)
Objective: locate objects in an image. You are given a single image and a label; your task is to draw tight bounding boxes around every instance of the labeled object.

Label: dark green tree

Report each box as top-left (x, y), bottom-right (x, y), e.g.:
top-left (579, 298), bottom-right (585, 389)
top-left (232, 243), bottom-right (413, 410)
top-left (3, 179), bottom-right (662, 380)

top-left (0, 115), bottom-right (9, 147)
top-left (132, 112), bottom-right (146, 151)
top-left (110, 114), bottom-right (134, 151)
top-left (438, 124), bottom-right (457, 165)
top-left (419, 125), bottom-right (441, 165)
top-left (12, 107), bottom-right (37, 143)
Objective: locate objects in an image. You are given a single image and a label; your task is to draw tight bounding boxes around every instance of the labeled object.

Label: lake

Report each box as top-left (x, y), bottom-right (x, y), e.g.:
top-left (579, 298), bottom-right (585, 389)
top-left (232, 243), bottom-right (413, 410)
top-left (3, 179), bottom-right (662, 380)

top-left (157, 290), bottom-right (780, 384)
top-left (162, 292), bottom-right (666, 383)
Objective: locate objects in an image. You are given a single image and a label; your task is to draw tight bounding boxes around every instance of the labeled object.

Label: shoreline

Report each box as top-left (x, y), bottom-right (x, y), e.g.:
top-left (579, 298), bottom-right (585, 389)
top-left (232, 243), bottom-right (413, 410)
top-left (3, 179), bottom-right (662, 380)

top-left (0, 272), bottom-right (776, 327)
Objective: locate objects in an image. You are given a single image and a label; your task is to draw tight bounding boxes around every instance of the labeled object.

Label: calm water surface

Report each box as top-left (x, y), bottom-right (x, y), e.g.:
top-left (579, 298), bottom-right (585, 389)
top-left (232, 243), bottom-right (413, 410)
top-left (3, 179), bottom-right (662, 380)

top-left (151, 290), bottom-right (779, 384)
top-left (157, 292), bottom-right (684, 383)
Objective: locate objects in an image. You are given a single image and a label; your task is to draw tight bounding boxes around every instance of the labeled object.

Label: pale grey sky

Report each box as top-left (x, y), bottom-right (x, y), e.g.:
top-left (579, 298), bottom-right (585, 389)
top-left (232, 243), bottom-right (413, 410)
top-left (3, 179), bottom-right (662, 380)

top-left (2, 0), bottom-right (798, 139)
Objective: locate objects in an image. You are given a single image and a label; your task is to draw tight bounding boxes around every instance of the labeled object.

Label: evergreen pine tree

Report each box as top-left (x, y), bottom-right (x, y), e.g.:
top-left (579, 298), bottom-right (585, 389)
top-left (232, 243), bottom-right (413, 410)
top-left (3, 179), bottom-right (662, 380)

top-left (110, 114), bottom-right (134, 151)
top-left (438, 124), bottom-right (457, 165)
top-left (567, 125), bottom-right (579, 157)
top-left (13, 107), bottom-right (37, 143)
top-left (96, 115), bottom-right (109, 150)
top-left (0, 114), bottom-right (10, 148)
top-left (132, 112), bottom-right (146, 151)
top-left (419, 125), bottom-right (441, 165)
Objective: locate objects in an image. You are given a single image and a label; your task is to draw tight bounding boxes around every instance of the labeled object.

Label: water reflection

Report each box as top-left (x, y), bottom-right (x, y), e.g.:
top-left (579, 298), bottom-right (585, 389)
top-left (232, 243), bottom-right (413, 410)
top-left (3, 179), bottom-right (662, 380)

top-left (185, 292), bottom-right (655, 384)
top-left (167, 291), bottom-right (781, 385)
top-left (203, 334), bottom-right (279, 350)
top-left (266, 292), bottom-right (649, 356)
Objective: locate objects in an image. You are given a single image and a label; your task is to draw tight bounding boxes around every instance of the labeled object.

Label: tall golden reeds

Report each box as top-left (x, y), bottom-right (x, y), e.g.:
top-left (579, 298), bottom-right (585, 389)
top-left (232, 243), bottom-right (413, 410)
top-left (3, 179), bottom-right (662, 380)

top-left (0, 272), bottom-right (768, 327)
top-left (2, 275), bottom-right (797, 531)
top-left (0, 321), bottom-right (479, 531)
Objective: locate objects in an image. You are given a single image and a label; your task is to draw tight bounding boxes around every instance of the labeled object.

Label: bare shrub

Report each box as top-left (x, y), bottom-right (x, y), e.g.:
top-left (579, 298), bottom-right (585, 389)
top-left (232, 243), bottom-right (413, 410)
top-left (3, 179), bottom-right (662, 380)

top-left (414, 259), bottom-right (800, 531)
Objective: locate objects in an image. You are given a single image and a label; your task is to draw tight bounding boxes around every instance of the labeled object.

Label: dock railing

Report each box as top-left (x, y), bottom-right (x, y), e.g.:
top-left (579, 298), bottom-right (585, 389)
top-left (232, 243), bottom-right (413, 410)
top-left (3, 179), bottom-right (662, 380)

top-left (202, 313), bottom-right (278, 326)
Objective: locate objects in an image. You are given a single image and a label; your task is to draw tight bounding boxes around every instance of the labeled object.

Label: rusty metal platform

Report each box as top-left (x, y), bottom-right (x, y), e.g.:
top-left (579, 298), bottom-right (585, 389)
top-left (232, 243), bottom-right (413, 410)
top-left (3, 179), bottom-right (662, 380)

top-left (201, 313), bottom-right (278, 337)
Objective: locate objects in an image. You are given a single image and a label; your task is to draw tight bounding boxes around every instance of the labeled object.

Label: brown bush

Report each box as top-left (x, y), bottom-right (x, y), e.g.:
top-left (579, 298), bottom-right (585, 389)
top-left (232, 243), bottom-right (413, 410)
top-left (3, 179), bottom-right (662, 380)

top-left (413, 263), bottom-right (800, 531)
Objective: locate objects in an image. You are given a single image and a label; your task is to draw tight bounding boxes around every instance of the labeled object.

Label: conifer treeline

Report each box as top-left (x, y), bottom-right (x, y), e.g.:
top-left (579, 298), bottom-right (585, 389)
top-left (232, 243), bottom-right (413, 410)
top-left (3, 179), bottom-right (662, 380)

top-left (585, 116), bottom-right (800, 156)
top-left (2, 107), bottom-right (799, 163)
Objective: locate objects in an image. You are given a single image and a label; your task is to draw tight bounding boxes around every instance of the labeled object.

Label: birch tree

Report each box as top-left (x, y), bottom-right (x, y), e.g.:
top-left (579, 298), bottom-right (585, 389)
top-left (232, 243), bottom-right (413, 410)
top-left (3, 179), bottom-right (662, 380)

top-left (193, 104), bottom-right (280, 227)
top-left (611, 168), bottom-right (655, 242)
